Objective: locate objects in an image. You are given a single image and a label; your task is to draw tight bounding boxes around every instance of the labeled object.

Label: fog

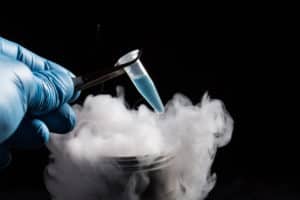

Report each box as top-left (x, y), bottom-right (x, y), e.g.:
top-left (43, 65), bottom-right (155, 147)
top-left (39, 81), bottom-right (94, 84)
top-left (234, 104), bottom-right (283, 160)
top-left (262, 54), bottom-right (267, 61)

top-left (45, 88), bottom-right (233, 200)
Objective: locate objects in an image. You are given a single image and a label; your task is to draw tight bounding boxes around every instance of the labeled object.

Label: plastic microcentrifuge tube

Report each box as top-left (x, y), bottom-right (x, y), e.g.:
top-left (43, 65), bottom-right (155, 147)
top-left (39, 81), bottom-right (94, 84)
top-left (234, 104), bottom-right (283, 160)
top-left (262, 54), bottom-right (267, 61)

top-left (116, 50), bottom-right (165, 113)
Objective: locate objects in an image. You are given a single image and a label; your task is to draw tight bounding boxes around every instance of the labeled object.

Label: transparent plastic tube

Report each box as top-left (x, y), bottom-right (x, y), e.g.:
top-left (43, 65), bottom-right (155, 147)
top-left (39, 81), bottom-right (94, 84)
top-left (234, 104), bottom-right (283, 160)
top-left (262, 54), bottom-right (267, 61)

top-left (116, 50), bottom-right (165, 113)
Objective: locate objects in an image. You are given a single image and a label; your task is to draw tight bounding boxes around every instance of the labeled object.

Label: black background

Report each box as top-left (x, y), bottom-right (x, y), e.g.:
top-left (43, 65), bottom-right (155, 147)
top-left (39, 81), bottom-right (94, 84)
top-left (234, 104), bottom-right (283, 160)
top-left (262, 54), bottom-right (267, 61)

top-left (0, 19), bottom-right (297, 199)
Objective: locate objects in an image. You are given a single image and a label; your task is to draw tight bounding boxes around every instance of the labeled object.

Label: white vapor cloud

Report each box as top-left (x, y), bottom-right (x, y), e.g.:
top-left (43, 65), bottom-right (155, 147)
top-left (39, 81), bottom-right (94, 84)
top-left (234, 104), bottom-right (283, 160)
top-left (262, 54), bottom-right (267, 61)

top-left (44, 88), bottom-right (233, 200)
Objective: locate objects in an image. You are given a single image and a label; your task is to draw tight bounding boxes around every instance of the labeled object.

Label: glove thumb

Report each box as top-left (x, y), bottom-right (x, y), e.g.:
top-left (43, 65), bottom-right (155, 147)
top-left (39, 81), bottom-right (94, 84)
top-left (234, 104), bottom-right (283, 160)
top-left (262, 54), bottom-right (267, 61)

top-left (28, 62), bottom-right (75, 115)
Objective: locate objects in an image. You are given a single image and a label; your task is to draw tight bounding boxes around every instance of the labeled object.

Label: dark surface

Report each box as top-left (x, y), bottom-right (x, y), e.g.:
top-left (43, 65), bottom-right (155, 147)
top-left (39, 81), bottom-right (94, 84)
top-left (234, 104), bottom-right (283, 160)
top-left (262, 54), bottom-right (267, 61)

top-left (0, 19), bottom-right (297, 200)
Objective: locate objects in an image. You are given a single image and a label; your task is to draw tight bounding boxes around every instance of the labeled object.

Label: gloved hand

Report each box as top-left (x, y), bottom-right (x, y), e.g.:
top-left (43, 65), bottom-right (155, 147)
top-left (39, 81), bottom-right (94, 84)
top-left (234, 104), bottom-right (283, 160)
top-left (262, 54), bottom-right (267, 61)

top-left (0, 36), bottom-right (79, 169)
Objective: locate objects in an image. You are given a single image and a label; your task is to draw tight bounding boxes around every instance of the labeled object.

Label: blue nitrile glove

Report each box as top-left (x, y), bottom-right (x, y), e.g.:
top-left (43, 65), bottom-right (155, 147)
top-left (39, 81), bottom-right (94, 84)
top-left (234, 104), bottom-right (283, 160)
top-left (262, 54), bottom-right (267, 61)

top-left (0, 36), bottom-right (80, 169)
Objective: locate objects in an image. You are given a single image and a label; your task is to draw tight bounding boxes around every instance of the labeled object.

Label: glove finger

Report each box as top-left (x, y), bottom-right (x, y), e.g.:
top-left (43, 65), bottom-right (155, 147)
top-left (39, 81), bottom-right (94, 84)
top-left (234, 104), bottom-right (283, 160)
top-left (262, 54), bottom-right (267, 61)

top-left (28, 68), bottom-right (75, 115)
top-left (0, 36), bottom-right (50, 71)
top-left (5, 118), bottom-right (50, 149)
top-left (0, 145), bottom-right (11, 170)
top-left (38, 103), bottom-right (76, 134)
top-left (0, 37), bottom-right (80, 102)
top-left (43, 60), bottom-right (80, 103)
